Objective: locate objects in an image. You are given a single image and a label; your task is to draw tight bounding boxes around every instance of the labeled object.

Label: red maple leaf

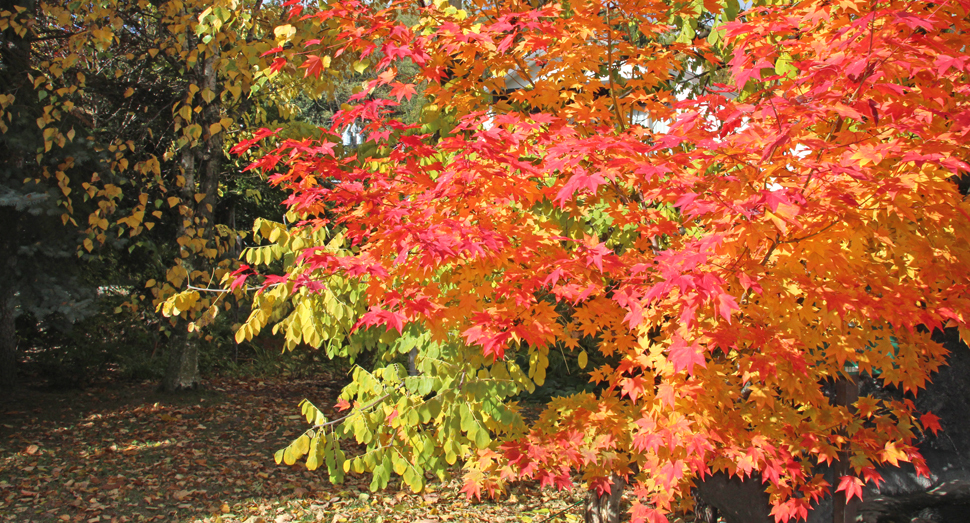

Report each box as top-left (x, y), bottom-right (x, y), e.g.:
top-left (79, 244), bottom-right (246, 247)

top-left (631, 502), bottom-right (669, 523)
top-left (389, 82), bottom-right (417, 101)
top-left (269, 56), bottom-right (287, 74)
top-left (459, 479), bottom-right (482, 500)
top-left (228, 264), bottom-right (252, 291)
top-left (620, 376), bottom-right (648, 403)
top-left (668, 336), bottom-right (706, 375)
top-left (920, 412), bottom-right (942, 436)
top-left (300, 55), bottom-right (327, 78)
top-left (835, 475), bottom-right (864, 502)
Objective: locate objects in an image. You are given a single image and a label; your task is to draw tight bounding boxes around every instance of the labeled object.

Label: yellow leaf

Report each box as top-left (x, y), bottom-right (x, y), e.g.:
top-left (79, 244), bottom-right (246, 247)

top-left (235, 325), bottom-right (248, 344)
top-left (881, 441), bottom-right (908, 467)
top-left (186, 124), bottom-right (202, 140)
top-left (295, 434), bottom-right (310, 455)
top-left (274, 24), bottom-right (296, 40)
top-left (208, 122), bottom-right (222, 136)
top-left (167, 196), bottom-right (180, 208)
top-left (145, 279), bottom-right (157, 288)
top-left (283, 445), bottom-right (297, 466)
top-left (766, 210), bottom-right (788, 235)
top-left (83, 238), bottom-right (93, 252)
top-left (124, 87), bottom-right (134, 98)
top-left (104, 184), bottom-right (123, 199)
top-left (578, 350), bottom-right (588, 369)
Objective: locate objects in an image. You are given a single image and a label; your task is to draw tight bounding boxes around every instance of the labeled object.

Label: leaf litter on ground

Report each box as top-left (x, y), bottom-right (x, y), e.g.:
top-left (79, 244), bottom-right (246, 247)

top-left (0, 376), bottom-right (635, 523)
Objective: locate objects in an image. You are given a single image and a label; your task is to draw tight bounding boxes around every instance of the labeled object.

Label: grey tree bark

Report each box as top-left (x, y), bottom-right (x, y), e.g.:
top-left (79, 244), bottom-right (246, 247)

top-left (162, 330), bottom-right (200, 391)
top-left (161, 26), bottom-right (222, 392)
top-left (584, 473), bottom-right (627, 523)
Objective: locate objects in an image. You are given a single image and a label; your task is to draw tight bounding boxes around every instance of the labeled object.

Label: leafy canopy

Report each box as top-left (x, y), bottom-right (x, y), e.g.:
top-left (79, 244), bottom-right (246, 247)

top-left (1, 0), bottom-right (348, 341)
top-left (235, 0), bottom-right (970, 521)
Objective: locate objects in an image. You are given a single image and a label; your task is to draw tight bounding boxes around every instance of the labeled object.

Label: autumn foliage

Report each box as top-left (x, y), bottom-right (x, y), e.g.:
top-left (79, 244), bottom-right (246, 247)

top-left (238, 0), bottom-right (970, 521)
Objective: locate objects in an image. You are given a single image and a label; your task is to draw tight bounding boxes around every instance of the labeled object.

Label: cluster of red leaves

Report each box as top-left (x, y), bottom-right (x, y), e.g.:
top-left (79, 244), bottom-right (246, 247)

top-left (245, 0), bottom-right (970, 521)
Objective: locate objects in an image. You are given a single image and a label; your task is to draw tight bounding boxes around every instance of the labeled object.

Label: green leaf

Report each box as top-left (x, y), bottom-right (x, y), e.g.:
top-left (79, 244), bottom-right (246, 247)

top-left (775, 52), bottom-right (796, 78)
top-left (393, 454), bottom-right (408, 475)
top-left (332, 448), bottom-right (346, 483)
top-left (474, 424), bottom-right (490, 449)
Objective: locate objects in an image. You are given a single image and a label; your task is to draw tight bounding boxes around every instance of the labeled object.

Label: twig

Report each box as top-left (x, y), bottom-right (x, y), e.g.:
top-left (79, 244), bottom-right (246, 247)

top-left (605, 1), bottom-right (627, 133)
top-left (185, 282), bottom-right (283, 293)
top-left (531, 497), bottom-right (585, 523)
top-left (780, 220), bottom-right (838, 244)
top-left (511, 55), bottom-right (538, 90)
top-left (310, 391), bottom-right (394, 430)
top-left (759, 235), bottom-right (779, 266)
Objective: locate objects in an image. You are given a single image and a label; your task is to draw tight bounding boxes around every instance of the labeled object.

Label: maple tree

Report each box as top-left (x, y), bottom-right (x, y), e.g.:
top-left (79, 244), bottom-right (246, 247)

top-left (226, 0), bottom-right (970, 521)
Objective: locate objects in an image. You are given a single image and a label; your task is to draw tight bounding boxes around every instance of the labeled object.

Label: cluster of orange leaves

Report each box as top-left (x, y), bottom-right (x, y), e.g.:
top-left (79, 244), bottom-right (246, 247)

top-left (237, 0), bottom-right (970, 521)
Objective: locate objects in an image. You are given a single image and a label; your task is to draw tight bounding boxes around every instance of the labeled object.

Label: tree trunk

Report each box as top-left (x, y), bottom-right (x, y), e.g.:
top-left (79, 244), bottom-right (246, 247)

top-left (585, 473), bottom-right (626, 523)
top-left (0, 288), bottom-right (17, 390)
top-left (693, 492), bottom-right (720, 523)
top-left (408, 347), bottom-right (418, 376)
top-left (162, 331), bottom-right (200, 391)
top-left (160, 138), bottom-right (204, 392)
top-left (833, 376), bottom-right (859, 523)
top-left (161, 23), bottom-right (223, 392)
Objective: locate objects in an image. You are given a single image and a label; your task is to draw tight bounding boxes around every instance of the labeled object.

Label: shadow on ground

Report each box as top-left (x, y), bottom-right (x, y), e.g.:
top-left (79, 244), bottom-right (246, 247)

top-left (0, 377), bottom-right (588, 523)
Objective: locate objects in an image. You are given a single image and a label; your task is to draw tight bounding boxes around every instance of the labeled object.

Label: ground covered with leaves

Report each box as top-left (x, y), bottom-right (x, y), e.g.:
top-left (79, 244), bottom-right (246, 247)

top-left (0, 376), bottom-right (607, 523)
